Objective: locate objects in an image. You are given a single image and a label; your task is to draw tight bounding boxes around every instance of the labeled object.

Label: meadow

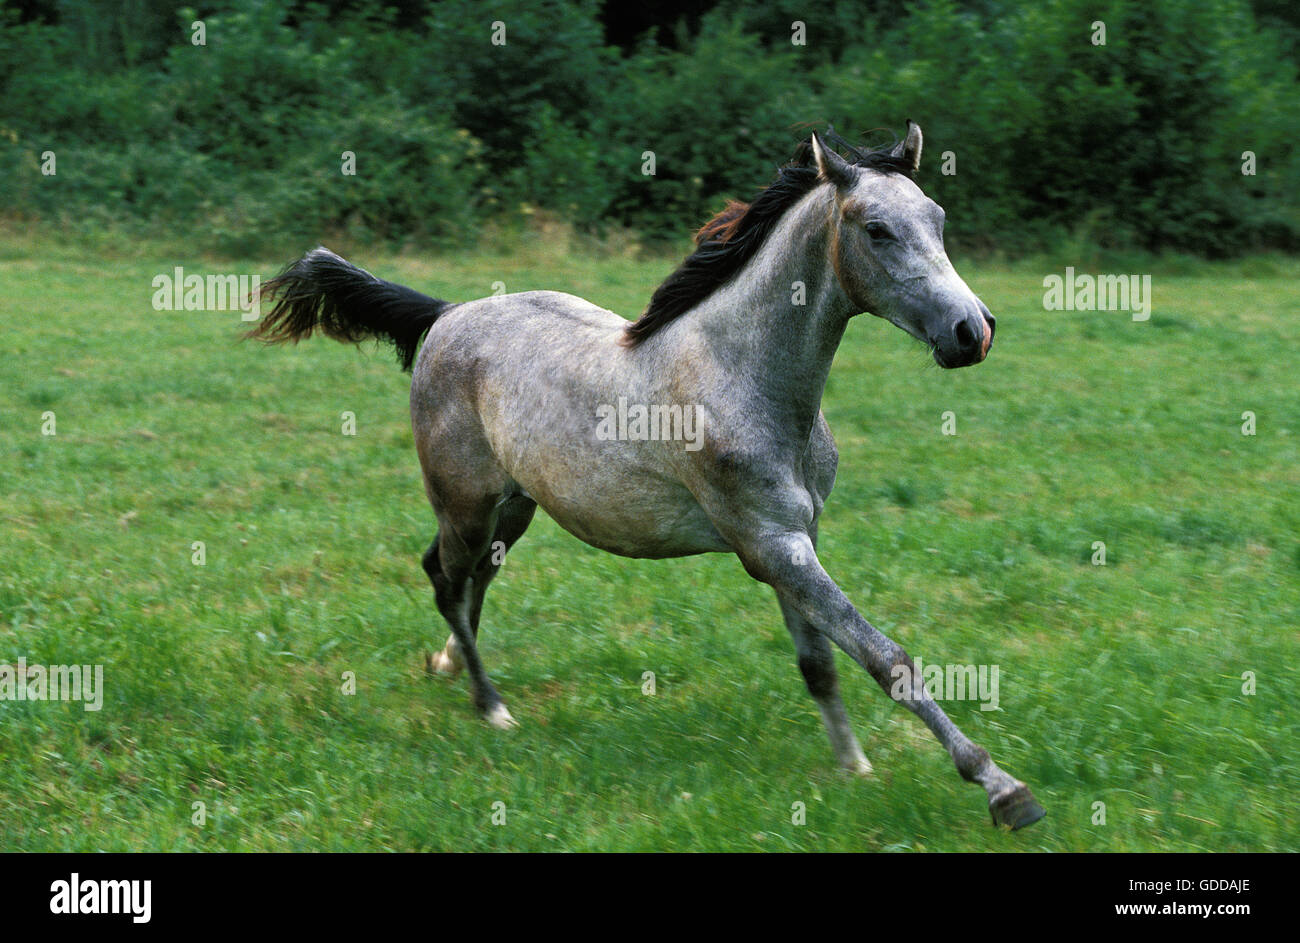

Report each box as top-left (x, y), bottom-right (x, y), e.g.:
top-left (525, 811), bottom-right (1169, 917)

top-left (1, 229), bottom-right (1297, 851)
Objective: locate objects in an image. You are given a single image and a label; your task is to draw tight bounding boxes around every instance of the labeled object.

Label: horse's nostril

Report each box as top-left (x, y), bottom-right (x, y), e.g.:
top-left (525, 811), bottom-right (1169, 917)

top-left (953, 318), bottom-right (978, 354)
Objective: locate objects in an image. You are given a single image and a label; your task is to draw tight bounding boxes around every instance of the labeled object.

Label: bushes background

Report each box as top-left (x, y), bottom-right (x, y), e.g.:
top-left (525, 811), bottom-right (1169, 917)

top-left (1, 0), bottom-right (1297, 256)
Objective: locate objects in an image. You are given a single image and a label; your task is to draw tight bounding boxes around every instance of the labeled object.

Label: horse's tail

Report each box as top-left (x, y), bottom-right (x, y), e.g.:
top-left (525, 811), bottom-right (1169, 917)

top-left (248, 247), bottom-right (449, 372)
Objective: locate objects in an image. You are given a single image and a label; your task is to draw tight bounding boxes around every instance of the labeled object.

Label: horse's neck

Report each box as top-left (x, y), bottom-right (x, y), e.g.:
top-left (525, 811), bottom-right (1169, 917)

top-left (675, 185), bottom-right (855, 437)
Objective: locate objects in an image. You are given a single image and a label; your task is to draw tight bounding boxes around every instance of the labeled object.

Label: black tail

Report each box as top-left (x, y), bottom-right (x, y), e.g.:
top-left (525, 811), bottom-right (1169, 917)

top-left (248, 247), bottom-right (448, 372)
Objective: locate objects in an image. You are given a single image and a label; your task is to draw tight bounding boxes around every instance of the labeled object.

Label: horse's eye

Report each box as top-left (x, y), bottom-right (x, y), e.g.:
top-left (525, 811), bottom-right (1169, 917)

top-left (865, 222), bottom-right (894, 242)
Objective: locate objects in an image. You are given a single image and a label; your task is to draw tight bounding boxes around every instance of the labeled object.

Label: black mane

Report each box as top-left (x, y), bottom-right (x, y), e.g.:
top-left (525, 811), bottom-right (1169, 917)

top-left (623, 130), bottom-right (915, 347)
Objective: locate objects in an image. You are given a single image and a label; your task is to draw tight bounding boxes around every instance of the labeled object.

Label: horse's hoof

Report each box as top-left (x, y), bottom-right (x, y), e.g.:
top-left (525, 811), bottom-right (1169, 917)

top-left (989, 784), bottom-right (1046, 830)
top-left (484, 703), bottom-right (518, 730)
top-left (426, 649), bottom-right (462, 677)
top-left (843, 756), bottom-right (873, 777)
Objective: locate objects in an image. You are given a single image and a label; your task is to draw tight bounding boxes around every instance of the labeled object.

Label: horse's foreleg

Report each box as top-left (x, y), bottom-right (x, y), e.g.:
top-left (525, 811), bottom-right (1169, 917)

top-left (778, 596), bottom-right (872, 776)
top-left (748, 531), bottom-right (1044, 829)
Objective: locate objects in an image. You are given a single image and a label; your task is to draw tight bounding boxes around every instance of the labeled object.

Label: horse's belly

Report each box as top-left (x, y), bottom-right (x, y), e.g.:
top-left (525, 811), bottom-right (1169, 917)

top-left (519, 472), bottom-right (731, 559)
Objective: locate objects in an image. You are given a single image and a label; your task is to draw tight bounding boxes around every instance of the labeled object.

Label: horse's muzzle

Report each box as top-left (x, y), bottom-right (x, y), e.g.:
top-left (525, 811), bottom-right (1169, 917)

top-left (933, 304), bottom-right (995, 369)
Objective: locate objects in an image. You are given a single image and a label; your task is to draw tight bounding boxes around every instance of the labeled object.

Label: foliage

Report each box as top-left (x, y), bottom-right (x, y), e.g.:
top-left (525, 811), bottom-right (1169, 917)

top-left (0, 0), bottom-right (1297, 254)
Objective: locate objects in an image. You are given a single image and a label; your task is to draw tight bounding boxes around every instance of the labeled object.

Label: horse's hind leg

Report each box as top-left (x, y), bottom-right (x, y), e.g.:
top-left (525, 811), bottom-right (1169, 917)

top-left (427, 495), bottom-right (536, 678)
top-left (423, 494), bottom-right (536, 729)
top-left (779, 597), bottom-right (872, 776)
top-left (423, 524), bottom-right (512, 728)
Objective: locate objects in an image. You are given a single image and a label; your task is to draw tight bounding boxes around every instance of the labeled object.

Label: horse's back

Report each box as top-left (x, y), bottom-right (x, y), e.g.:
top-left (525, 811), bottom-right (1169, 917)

top-left (435, 289), bottom-right (628, 340)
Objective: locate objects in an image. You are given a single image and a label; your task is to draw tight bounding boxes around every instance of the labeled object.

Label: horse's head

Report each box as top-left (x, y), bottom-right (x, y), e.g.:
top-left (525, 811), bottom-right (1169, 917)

top-left (812, 122), bottom-right (994, 368)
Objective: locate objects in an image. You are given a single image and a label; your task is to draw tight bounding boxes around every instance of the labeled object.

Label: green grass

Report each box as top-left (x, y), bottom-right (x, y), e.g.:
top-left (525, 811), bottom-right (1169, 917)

top-left (1, 229), bottom-right (1297, 851)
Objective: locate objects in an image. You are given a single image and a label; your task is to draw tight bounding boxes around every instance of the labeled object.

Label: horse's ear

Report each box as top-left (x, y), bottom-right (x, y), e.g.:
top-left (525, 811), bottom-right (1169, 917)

top-left (891, 120), bottom-right (923, 174)
top-left (811, 132), bottom-right (854, 189)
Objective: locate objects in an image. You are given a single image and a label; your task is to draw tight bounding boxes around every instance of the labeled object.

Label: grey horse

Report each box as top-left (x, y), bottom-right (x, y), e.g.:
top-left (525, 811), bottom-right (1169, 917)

top-left (250, 122), bottom-right (1045, 830)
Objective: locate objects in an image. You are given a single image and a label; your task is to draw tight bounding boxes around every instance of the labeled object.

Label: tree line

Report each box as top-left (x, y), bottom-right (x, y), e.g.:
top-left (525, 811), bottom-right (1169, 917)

top-left (2, 0), bottom-right (1297, 256)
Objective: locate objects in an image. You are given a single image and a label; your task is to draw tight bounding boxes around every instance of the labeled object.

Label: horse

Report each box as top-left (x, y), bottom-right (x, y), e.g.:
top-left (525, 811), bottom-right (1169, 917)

top-left (249, 122), bottom-right (1046, 830)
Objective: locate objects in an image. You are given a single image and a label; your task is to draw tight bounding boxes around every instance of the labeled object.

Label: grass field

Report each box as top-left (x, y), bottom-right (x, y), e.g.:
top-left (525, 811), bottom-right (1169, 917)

top-left (1, 229), bottom-right (1297, 851)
